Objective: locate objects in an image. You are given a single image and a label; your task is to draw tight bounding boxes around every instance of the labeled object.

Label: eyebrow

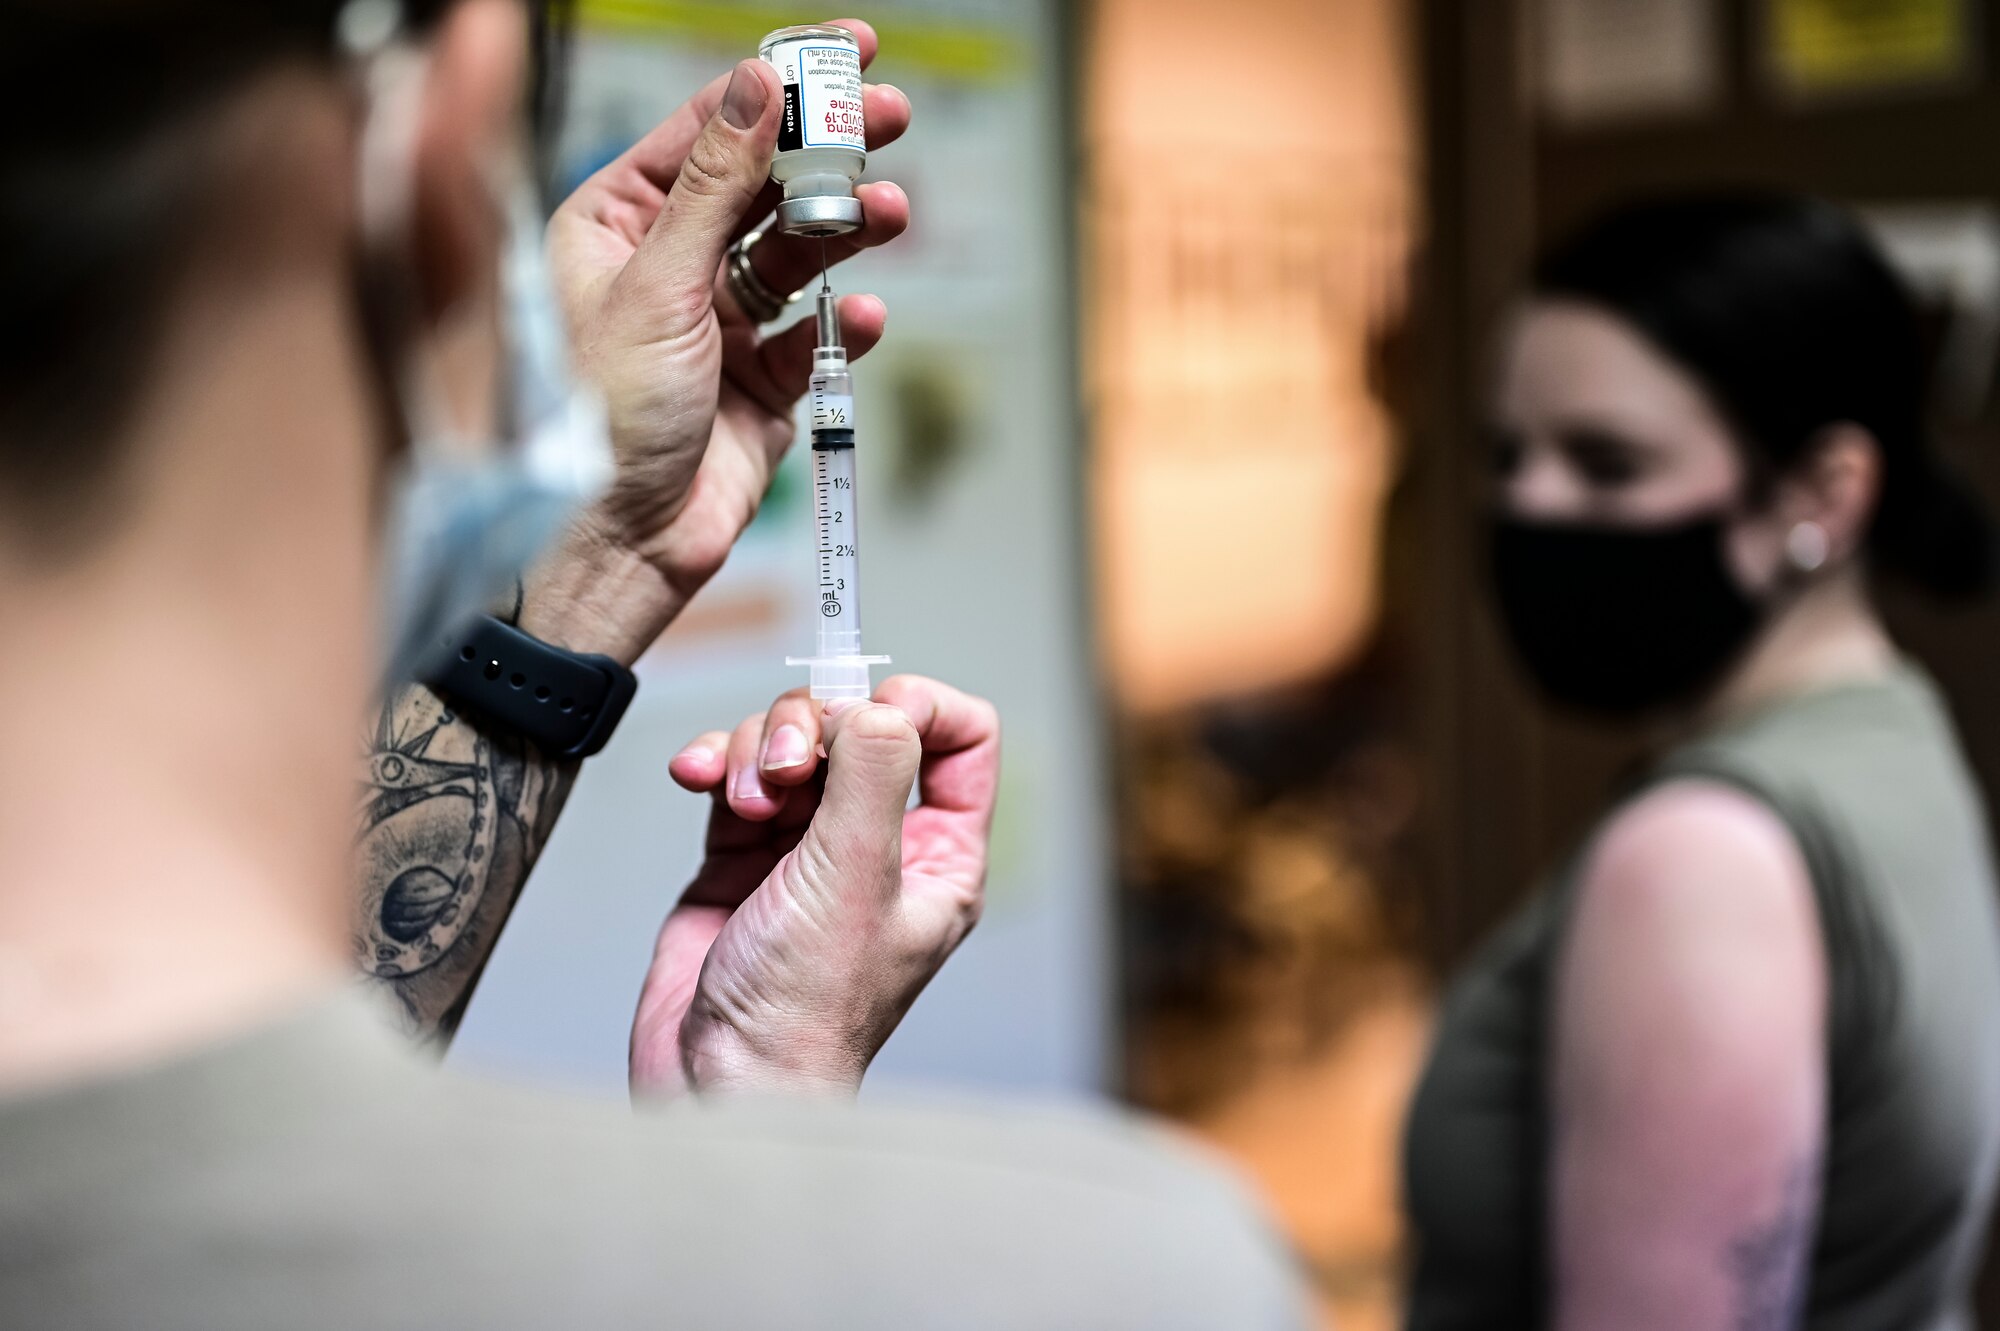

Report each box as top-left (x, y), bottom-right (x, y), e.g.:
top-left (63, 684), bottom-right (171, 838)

top-left (1547, 418), bottom-right (1672, 456)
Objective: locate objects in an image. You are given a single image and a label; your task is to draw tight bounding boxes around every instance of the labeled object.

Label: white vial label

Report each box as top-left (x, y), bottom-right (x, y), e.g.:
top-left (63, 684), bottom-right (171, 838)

top-left (767, 37), bottom-right (865, 152)
top-left (811, 392), bottom-right (854, 432)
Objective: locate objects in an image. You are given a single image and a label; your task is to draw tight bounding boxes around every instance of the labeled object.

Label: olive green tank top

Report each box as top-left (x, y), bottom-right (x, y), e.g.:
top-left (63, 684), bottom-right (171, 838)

top-left (1402, 665), bottom-right (2000, 1331)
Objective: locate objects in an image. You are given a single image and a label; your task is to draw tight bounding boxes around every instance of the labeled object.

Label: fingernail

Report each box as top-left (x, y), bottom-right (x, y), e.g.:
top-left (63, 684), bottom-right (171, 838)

top-left (673, 744), bottom-right (713, 768)
top-left (823, 698), bottom-right (863, 717)
top-left (721, 61), bottom-right (767, 130)
top-left (732, 764), bottom-right (770, 803)
top-left (763, 724), bottom-right (809, 770)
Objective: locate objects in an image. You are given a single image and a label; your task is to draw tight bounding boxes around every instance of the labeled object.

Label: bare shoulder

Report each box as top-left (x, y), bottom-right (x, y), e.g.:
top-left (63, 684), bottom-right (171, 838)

top-left (1560, 778), bottom-right (1827, 1081)
top-left (1575, 779), bottom-right (1819, 947)
top-left (1585, 779), bottom-right (1807, 897)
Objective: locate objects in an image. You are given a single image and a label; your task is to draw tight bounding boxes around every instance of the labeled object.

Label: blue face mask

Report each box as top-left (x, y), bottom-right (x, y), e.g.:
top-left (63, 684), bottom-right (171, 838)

top-left (373, 182), bottom-right (613, 683)
top-left (346, 5), bottom-right (614, 685)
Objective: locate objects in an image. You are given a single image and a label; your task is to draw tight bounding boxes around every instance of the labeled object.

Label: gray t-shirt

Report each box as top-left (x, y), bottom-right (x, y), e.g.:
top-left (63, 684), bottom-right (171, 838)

top-left (1, 991), bottom-right (1309, 1329)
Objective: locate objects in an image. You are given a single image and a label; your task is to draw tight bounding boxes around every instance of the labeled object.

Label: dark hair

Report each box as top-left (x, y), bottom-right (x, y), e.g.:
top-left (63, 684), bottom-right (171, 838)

top-left (1534, 191), bottom-right (1994, 601)
top-left (0, 0), bottom-right (568, 550)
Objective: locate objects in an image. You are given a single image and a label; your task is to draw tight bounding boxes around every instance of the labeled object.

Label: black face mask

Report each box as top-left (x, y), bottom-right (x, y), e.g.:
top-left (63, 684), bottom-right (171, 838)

top-left (1488, 514), bottom-right (1765, 717)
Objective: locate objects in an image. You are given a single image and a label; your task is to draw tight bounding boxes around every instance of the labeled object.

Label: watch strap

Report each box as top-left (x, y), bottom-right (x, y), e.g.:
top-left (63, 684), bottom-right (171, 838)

top-left (421, 615), bottom-right (637, 761)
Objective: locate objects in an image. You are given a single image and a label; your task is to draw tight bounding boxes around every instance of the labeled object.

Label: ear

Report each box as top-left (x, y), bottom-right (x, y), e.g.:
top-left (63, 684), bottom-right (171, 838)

top-left (1780, 424), bottom-right (1883, 565)
top-left (409, 0), bottom-right (528, 322)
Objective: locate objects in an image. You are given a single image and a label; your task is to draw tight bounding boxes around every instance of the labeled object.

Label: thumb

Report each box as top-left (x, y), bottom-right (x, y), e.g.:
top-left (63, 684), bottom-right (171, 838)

top-left (612, 59), bottom-right (780, 337)
top-left (799, 702), bottom-right (921, 901)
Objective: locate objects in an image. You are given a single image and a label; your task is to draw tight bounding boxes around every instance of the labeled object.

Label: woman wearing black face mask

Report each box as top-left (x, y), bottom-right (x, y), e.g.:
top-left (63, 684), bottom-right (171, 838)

top-left (1401, 194), bottom-right (2000, 1331)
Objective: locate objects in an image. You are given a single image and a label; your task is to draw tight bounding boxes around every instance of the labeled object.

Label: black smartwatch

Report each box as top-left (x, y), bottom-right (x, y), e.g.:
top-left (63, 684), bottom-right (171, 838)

top-left (420, 614), bottom-right (637, 761)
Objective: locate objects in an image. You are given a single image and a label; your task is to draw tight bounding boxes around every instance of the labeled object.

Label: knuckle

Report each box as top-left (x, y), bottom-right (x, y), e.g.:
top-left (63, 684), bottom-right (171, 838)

top-left (802, 826), bottom-right (896, 891)
top-left (676, 132), bottom-right (744, 200)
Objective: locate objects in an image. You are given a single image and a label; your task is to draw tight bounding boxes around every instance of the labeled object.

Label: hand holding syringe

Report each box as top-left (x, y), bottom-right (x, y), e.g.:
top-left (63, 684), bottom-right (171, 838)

top-left (786, 263), bottom-right (889, 699)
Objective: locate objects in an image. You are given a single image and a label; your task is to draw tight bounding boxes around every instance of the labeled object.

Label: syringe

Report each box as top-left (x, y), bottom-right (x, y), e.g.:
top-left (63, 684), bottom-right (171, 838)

top-left (786, 278), bottom-right (889, 700)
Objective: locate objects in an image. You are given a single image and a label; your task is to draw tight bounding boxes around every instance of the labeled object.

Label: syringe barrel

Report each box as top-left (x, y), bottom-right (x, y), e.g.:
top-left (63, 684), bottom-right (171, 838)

top-left (808, 359), bottom-right (863, 669)
top-left (810, 443), bottom-right (862, 658)
top-left (789, 337), bottom-right (885, 697)
top-left (809, 360), bottom-right (853, 427)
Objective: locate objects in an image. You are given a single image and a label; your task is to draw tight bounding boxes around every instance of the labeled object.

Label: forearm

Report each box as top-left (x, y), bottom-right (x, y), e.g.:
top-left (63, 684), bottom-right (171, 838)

top-left (355, 682), bottom-right (580, 1038)
top-left (353, 516), bottom-right (682, 1040)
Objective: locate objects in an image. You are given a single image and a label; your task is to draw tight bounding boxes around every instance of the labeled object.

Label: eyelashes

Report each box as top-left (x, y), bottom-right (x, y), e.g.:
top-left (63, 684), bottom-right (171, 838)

top-left (1562, 428), bottom-right (1648, 486)
top-left (1486, 425), bottom-right (1653, 489)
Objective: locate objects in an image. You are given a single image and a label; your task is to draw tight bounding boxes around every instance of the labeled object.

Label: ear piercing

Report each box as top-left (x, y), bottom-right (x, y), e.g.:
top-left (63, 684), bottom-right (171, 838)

top-left (1786, 521), bottom-right (1830, 574)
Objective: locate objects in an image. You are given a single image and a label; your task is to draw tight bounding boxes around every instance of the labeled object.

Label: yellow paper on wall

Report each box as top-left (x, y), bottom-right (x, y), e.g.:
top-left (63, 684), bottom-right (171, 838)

top-left (1770, 0), bottom-right (1973, 95)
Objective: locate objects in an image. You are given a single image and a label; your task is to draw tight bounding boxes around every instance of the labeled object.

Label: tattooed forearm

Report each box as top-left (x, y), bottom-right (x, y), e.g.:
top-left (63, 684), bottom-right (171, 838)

top-left (1726, 1159), bottom-right (1818, 1331)
top-left (354, 683), bottom-right (578, 1039)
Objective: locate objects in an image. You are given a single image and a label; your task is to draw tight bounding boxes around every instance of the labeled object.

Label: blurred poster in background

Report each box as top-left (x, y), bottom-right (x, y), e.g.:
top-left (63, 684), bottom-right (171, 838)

top-left (1765, 0), bottom-right (1979, 101)
top-left (453, 0), bottom-right (1116, 1100)
top-left (1538, 0), bottom-right (1724, 127)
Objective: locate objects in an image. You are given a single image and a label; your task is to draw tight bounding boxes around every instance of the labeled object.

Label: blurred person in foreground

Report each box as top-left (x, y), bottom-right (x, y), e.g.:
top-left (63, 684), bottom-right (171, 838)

top-left (1402, 193), bottom-right (2000, 1331)
top-left (0, 2), bottom-right (1308, 1327)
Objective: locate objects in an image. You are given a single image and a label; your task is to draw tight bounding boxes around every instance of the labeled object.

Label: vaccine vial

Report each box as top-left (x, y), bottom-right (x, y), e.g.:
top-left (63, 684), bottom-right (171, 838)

top-left (758, 24), bottom-right (867, 237)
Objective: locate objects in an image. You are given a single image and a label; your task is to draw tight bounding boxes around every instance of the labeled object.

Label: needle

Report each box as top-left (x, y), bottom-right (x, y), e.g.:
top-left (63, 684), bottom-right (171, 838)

top-left (820, 236), bottom-right (830, 294)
